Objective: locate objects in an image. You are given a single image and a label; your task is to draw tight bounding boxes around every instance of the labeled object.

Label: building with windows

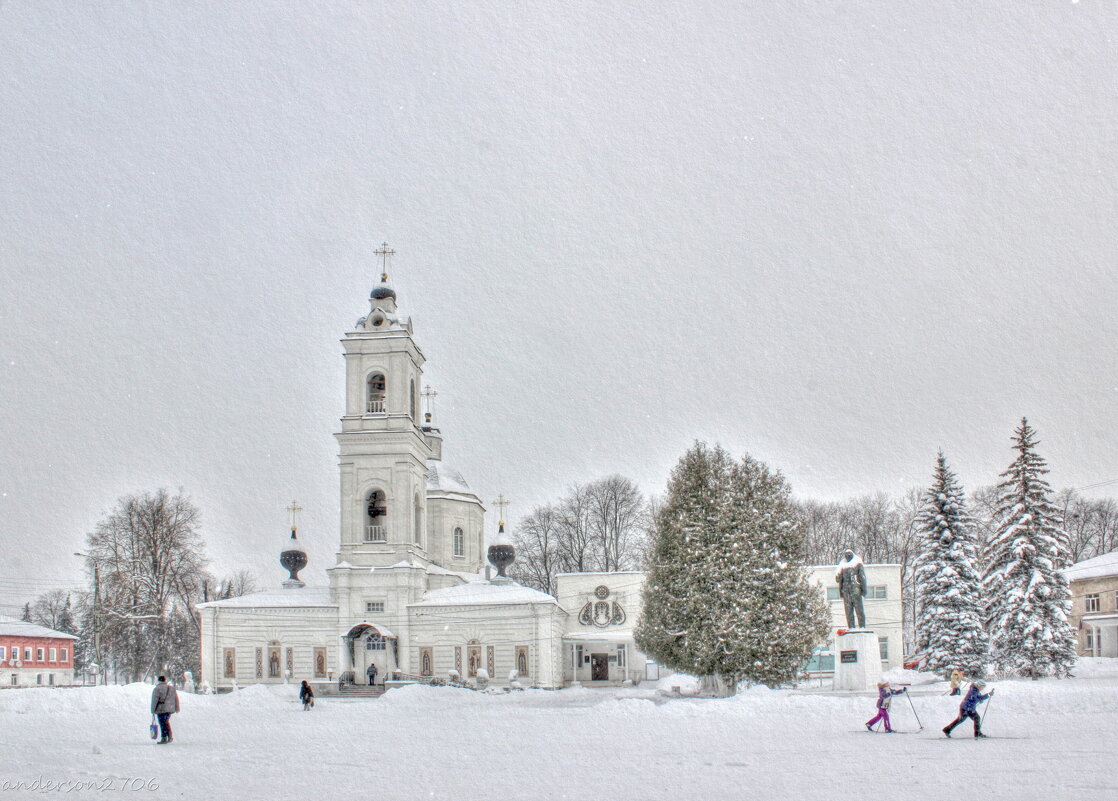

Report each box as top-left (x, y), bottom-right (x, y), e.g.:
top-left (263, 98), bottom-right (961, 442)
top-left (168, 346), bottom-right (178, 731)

top-left (556, 572), bottom-right (649, 684)
top-left (802, 563), bottom-right (903, 676)
top-left (1066, 550), bottom-right (1118, 658)
top-left (0, 615), bottom-right (77, 688)
top-left (198, 255), bottom-right (570, 691)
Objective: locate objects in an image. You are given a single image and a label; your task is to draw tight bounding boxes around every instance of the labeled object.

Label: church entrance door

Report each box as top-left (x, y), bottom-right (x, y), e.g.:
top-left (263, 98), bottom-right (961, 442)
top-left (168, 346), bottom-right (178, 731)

top-left (590, 653), bottom-right (609, 681)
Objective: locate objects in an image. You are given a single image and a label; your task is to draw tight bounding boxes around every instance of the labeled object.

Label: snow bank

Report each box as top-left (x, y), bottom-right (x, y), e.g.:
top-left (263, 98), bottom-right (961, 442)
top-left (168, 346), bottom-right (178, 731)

top-left (2, 666), bottom-right (1117, 801)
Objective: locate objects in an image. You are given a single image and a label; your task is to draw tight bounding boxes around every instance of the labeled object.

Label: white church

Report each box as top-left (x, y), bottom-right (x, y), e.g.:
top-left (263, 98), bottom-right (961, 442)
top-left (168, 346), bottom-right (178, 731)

top-left (198, 251), bottom-right (650, 691)
top-left (198, 248), bottom-right (904, 692)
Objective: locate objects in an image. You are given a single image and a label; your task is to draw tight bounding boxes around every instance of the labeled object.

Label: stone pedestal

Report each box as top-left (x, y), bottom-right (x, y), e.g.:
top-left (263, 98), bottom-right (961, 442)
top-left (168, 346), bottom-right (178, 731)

top-left (832, 630), bottom-right (882, 691)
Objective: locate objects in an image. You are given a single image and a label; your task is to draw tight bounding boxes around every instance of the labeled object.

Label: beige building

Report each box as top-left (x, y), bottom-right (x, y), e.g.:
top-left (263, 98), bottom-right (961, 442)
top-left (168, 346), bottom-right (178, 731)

top-left (1065, 551), bottom-right (1118, 658)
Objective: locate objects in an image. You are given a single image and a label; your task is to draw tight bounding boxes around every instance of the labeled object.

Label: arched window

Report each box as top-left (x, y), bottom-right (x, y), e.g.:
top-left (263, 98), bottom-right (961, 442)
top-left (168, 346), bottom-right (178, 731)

top-left (365, 489), bottom-right (387, 542)
top-left (409, 379), bottom-right (417, 420)
top-left (413, 494), bottom-right (423, 546)
top-left (365, 632), bottom-right (386, 651)
top-left (367, 373), bottom-right (386, 414)
top-left (453, 527), bottom-right (464, 557)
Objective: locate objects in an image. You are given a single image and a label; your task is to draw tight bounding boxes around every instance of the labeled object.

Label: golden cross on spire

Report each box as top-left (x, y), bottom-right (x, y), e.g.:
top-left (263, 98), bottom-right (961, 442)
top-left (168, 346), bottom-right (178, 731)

top-left (421, 385), bottom-right (438, 417)
top-left (287, 500), bottom-right (303, 534)
top-left (492, 494), bottom-right (511, 525)
top-left (374, 241), bottom-right (396, 282)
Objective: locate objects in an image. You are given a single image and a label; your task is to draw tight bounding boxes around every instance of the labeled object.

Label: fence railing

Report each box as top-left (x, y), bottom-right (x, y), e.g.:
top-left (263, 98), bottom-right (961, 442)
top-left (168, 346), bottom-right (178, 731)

top-left (365, 525), bottom-right (387, 542)
top-left (366, 399), bottom-right (386, 414)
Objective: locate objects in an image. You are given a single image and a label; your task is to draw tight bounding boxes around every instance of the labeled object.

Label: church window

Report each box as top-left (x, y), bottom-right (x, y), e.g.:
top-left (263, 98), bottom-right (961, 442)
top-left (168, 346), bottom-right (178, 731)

top-left (365, 489), bottom-right (387, 542)
top-left (868, 586), bottom-right (887, 600)
top-left (36, 648), bottom-right (44, 662)
top-left (414, 494), bottom-right (423, 546)
top-left (410, 379), bottom-right (417, 420)
top-left (255, 648), bottom-right (263, 678)
top-left (879, 639), bottom-right (889, 661)
top-left (453, 527), bottom-right (464, 557)
top-left (1086, 593), bottom-right (1100, 612)
top-left (573, 645), bottom-right (583, 671)
top-left (616, 644), bottom-right (626, 668)
top-left (365, 632), bottom-right (386, 651)
top-left (366, 373), bottom-right (387, 414)
top-left (49, 648), bottom-right (56, 662)
top-left (366, 601), bottom-right (385, 613)
top-left (61, 648), bottom-right (68, 662)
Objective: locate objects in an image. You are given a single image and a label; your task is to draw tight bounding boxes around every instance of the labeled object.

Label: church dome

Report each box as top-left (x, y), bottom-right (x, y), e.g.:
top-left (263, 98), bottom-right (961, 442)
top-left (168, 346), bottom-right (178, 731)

top-left (370, 283), bottom-right (397, 301)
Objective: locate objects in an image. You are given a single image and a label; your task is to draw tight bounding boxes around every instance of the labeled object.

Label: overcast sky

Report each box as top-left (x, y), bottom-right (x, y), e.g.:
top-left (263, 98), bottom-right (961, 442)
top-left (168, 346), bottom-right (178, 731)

top-left (2, 1), bottom-right (1116, 612)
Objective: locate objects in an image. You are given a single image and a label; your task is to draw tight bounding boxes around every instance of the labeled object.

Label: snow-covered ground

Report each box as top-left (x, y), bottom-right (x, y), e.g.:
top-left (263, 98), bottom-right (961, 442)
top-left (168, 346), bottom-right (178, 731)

top-left (3, 661), bottom-right (1117, 801)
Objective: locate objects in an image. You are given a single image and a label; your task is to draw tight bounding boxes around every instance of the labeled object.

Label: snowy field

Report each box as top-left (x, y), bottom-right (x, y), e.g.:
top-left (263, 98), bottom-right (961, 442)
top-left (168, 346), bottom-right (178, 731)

top-left (2, 661), bottom-right (1117, 801)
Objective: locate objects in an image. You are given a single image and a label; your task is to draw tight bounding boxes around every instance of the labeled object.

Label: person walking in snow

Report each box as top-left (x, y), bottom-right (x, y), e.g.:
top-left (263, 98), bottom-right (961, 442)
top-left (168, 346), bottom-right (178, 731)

top-left (150, 676), bottom-right (180, 744)
top-left (299, 680), bottom-right (315, 710)
top-left (948, 668), bottom-right (964, 696)
top-left (865, 680), bottom-right (906, 732)
top-left (943, 679), bottom-right (993, 738)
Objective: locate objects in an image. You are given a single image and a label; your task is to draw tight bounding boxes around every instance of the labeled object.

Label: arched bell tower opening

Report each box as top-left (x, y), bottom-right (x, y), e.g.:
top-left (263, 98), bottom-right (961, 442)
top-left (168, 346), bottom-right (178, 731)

top-left (365, 489), bottom-right (387, 542)
top-left (413, 493), bottom-right (423, 546)
top-left (366, 372), bottom-right (386, 414)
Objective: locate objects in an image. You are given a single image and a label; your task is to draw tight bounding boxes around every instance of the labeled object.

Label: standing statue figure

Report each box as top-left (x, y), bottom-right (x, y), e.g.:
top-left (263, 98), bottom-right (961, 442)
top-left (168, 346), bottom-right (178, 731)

top-left (836, 549), bottom-right (868, 629)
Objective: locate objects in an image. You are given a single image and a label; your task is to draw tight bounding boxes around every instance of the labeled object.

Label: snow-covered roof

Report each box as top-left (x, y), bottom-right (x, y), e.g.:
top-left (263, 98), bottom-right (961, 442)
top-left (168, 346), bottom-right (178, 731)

top-left (0, 615), bottom-right (78, 640)
top-left (1064, 551), bottom-right (1118, 582)
top-left (410, 582), bottom-right (559, 608)
top-left (426, 461), bottom-right (478, 498)
top-left (197, 586), bottom-right (337, 609)
top-left (562, 631), bottom-right (636, 641)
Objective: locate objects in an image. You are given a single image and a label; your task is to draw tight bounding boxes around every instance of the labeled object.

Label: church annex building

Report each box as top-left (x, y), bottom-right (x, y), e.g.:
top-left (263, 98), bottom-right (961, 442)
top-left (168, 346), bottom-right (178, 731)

top-left (198, 251), bottom-right (902, 691)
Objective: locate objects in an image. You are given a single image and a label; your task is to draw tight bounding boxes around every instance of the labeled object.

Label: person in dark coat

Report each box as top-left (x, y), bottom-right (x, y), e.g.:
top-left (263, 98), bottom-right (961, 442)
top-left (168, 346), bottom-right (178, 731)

top-left (865, 680), bottom-right (906, 732)
top-left (150, 676), bottom-right (180, 744)
top-left (299, 680), bottom-right (315, 711)
top-left (366, 663), bottom-right (378, 687)
top-left (943, 680), bottom-right (993, 738)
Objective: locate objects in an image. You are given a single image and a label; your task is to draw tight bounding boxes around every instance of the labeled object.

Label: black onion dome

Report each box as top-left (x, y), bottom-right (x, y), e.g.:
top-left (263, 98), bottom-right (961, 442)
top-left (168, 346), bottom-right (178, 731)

top-left (370, 283), bottom-right (397, 300)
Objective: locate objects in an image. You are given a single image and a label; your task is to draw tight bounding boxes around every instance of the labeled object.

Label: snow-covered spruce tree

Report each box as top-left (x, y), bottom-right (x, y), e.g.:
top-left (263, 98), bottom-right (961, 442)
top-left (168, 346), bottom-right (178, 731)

top-left (912, 452), bottom-right (988, 677)
top-left (635, 442), bottom-right (830, 694)
top-left (983, 419), bottom-right (1077, 679)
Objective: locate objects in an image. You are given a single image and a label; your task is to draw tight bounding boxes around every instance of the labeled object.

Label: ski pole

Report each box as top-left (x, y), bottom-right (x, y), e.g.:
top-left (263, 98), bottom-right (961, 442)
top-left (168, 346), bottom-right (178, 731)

top-left (905, 690), bottom-right (923, 730)
top-left (981, 690), bottom-right (995, 727)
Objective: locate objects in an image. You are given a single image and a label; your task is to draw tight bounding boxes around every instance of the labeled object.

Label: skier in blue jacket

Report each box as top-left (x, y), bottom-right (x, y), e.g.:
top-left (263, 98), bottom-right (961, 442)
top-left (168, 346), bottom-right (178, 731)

top-left (942, 680), bottom-right (993, 738)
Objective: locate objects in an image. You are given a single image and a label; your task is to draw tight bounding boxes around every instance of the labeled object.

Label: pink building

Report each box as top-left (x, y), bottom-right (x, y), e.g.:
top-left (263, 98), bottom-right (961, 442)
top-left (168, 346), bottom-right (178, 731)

top-left (0, 615), bottom-right (77, 688)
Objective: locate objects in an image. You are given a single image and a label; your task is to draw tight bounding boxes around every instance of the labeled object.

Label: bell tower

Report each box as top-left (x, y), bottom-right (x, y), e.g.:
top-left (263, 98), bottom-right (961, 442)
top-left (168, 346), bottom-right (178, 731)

top-left (335, 243), bottom-right (433, 567)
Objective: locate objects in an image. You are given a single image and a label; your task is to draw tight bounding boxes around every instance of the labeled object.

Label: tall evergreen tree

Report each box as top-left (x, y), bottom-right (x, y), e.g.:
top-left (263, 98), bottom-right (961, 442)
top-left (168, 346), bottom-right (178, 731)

top-left (20, 602), bottom-right (32, 622)
top-left (983, 419), bottom-right (1077, 678)
top-left (635, 443), bottom-right (830, 693)
top-left (913, 452), bottom-right (988, 676)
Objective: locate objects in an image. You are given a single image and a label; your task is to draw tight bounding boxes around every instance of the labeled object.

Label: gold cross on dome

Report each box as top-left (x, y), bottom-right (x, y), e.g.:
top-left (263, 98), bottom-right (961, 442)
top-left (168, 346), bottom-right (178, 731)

top-left (374, 241), bottom-right (396, 282)
top-left (287, 500), bottom-right (303, 533)
top-left (492, 494), bottom-right (511, 524)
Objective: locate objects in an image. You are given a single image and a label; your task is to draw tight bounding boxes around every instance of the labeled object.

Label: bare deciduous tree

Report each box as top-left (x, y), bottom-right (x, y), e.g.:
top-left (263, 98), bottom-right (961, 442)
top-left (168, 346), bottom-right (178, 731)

top-left (81, 488), bottom-right (208, 683)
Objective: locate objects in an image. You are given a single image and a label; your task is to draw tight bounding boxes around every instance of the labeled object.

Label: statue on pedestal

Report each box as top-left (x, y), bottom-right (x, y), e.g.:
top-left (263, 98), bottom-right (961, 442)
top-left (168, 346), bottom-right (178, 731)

top-left (836, 549), bottom-right (867, 629)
